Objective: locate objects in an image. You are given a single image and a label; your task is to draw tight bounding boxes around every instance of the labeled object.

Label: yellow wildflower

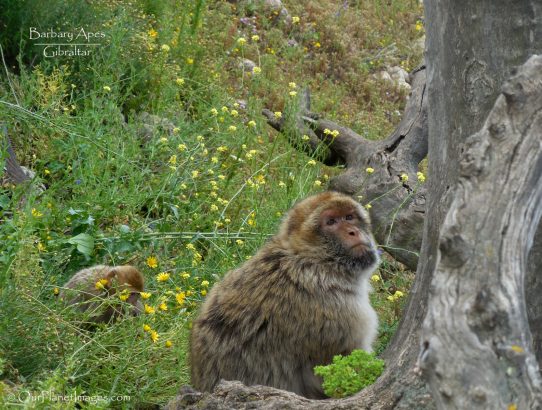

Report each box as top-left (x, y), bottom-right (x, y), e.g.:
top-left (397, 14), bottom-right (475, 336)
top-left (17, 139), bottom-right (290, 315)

top-left (31, 208), bottom-right (43, 218)
top-left (150, 330), bottom-right (159, 343)
top-left (165, 340), bottom-right (173, 348)
top-left (148, 28), bottom-right (158, 38)
top-left (141, 292), bottom-right (151, 299)
top-left (119, 292), bottom-right (129, 302)
top-left (314, 180), bottom-right (322, 187)
top-left (181, 272), bottom-right (190, 279)
top-left (144, 304), bottom-right (156, 314)
top-left (401, 173), bottom-right (409, 182)
top-left (251, 35), bottom-right (260, 42)
top-left (176, 292), bottom-right (186, 305)
top-left (186, 57), bottom-right (194, 64)
top-left (252, 66), bottom-right (261, 75)
top-left (201, 280), bottom-right (209, 287)
top-left (192, 170), bottom-right (200, 178)
top-left (103, 85), bottom-right (111, 92)
top-left (417, 172), bottom-right (426, 183)
top-left (157, 272), bottom-right (170, 282)
top-left (394, 291), bottom-right (405, 298)
top-left (168, 155), bottom-right (177, 165)
top-left (237, 37), bottom-right (247, 45)
top-left (307, 159), bottom-right (316, 166)
top-left (371, 274), bottom-right (381, 282)
top-left (228, 125), bottom-right (237, 132)
top-left (292, 16), bottom-right (300, 24)
top-left (210, 108), bottom-right (218, 116)
top-left (143, 324), bottom-right (152, 332)
top-left (161, 44), bottom-right (170, 52)
top-left (186, 243), bottom-right (196, 251)
top-left (95, 278), bottom-right (108, 290)
top-left (247, 120), bottom-right (256, 127)
top-left (159, 302), bottom-right (168, 311)
top-left (331, 130), bottom-right (340, 137)
top-left (366, 167), bottom-right (375, 174)
top-left (230, 109), bottom-right (239, 117)
top-left (176, 78), bottom-right (185, 86)
top-left (53, 287), bottom-right (59, 295)
top-left (365, 204), bottom-right (372, 210)
top-left (289, 82), bottom-right (297, 89)
top-left (201, 289), bottom-right (207, 296)
top-left (302, 135), bottom-right (310, 141)
top-left (289, 91), bottom-right (297, 97)
top-left (146, 256), bottom-right (158, 268)
top-left (323, 128), bottom-right (331, 135)
top-left (274, 111), bottom-right (282, 119)
top-left (178, 144), bottom-right (187, 152)
top-left (415, 21), bottom-right (423, 31)
top-left (236, 239), bottom-right (244, 246)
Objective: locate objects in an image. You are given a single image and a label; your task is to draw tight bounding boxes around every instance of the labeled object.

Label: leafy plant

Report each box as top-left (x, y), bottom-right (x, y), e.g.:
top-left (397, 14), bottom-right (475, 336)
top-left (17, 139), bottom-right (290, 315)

top-left (314, 349), bottom-right (385, 398)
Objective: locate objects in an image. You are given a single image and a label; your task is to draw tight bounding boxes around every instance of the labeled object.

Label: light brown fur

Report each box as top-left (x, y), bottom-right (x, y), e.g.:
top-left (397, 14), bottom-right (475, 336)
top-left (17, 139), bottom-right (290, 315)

top-left (190, 191), bottom-right (379, 399)
top-left (61, 265), bottom-right (144, 324)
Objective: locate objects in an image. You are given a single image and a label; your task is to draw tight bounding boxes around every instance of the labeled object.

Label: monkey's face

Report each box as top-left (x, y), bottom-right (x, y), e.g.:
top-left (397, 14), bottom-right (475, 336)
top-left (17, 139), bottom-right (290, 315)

top-left (318, 205), bottom-right (378, 270)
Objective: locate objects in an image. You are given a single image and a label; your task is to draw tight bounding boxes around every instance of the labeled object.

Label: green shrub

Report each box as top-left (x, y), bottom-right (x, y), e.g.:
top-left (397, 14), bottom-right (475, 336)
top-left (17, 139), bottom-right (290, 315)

top-left (314, 349), bottom-right (385, 398)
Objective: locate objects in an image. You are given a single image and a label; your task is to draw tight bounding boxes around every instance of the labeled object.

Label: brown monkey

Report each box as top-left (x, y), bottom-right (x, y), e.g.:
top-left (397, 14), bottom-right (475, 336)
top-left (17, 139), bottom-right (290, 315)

top-left (61, 265), bottom-right (144, 324)
top-left (190, 191), bottom-right (379, 399)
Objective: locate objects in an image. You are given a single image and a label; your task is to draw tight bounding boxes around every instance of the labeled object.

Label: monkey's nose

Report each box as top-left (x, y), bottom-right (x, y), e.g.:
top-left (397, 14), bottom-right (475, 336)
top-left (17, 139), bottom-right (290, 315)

top-left (348, 230), bottom-right (357, 236)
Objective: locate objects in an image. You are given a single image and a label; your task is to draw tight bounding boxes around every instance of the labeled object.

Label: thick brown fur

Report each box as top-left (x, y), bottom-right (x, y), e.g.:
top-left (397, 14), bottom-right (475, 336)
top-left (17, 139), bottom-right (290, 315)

top-left (190, 191), bottom-right (379, 399)
top-left (61, 265), bottom-right (144, 324)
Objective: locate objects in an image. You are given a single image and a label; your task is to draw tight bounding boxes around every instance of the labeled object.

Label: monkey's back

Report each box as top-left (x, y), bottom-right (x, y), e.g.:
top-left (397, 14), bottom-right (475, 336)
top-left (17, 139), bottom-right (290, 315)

top-left (190, 242), bottom-right (376, 398)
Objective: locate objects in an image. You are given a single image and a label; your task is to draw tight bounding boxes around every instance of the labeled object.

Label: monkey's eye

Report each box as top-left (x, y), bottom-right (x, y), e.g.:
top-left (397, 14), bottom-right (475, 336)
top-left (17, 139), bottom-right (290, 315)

top-left (345, 214), bottom-right (354, 221)
top-left (326, 218), bottom-right (337, 226)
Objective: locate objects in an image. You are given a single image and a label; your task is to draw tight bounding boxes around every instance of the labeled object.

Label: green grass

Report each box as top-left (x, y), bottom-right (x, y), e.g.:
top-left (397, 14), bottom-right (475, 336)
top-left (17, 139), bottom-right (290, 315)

top-left (0, 0), bottom-right (423, 407)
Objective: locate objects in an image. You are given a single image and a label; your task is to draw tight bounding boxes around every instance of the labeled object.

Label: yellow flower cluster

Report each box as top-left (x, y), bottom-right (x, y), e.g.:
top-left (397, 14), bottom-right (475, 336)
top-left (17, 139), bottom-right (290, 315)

top-left (31, 208), bottom-right (43, 218)
top-left (95, 278), bottom-right (108, 290)
top-left (323, 128), bottom-right (340, 137)
top-left (387, 290), bottom-right (405, 302)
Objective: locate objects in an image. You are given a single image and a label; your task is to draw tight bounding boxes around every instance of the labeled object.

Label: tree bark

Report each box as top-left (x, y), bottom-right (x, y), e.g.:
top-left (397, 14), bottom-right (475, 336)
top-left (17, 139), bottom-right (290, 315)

top-left (420, 54), bottom-right (542, 409)
top-left (1, 126), bottom-right (30, 185)
top-left (423, 0), bottom-right (542, 375)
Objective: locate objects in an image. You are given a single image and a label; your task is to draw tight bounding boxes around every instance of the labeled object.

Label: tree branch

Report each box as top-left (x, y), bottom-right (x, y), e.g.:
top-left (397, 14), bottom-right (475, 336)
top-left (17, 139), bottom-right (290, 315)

top-left (262, 67), bottom-right (428, 270)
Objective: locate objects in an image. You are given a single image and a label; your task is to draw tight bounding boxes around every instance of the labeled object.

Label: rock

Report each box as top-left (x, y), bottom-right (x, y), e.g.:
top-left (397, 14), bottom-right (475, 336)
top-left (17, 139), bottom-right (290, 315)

top-left (375, 66), bottom-right (411, 91)
top-left (239, 58), bottom-right (257, 72)
top-left (136, 112), bottom-right (176, 141)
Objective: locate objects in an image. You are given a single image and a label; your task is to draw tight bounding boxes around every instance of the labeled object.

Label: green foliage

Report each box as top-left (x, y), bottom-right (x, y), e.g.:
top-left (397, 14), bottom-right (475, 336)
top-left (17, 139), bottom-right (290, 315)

top-left (314, 349), bottom-right (385, 398)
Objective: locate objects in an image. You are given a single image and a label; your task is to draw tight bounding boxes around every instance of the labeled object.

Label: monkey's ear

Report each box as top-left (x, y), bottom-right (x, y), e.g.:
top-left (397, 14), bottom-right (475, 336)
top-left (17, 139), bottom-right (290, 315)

top-left (106, 269), bottom-right (118, 280)
top-left (104, 269), bottom-right (119, 289)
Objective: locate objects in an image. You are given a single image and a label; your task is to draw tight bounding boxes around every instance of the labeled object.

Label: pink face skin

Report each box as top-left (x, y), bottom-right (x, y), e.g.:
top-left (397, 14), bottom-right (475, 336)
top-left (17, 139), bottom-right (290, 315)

top-left (319, 207), bottom-right (372, 257)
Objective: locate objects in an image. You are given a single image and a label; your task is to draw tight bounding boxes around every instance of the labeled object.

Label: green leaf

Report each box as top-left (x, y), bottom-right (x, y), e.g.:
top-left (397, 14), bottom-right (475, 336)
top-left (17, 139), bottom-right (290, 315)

top-left (67, 233), bottom-right (94, 256)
